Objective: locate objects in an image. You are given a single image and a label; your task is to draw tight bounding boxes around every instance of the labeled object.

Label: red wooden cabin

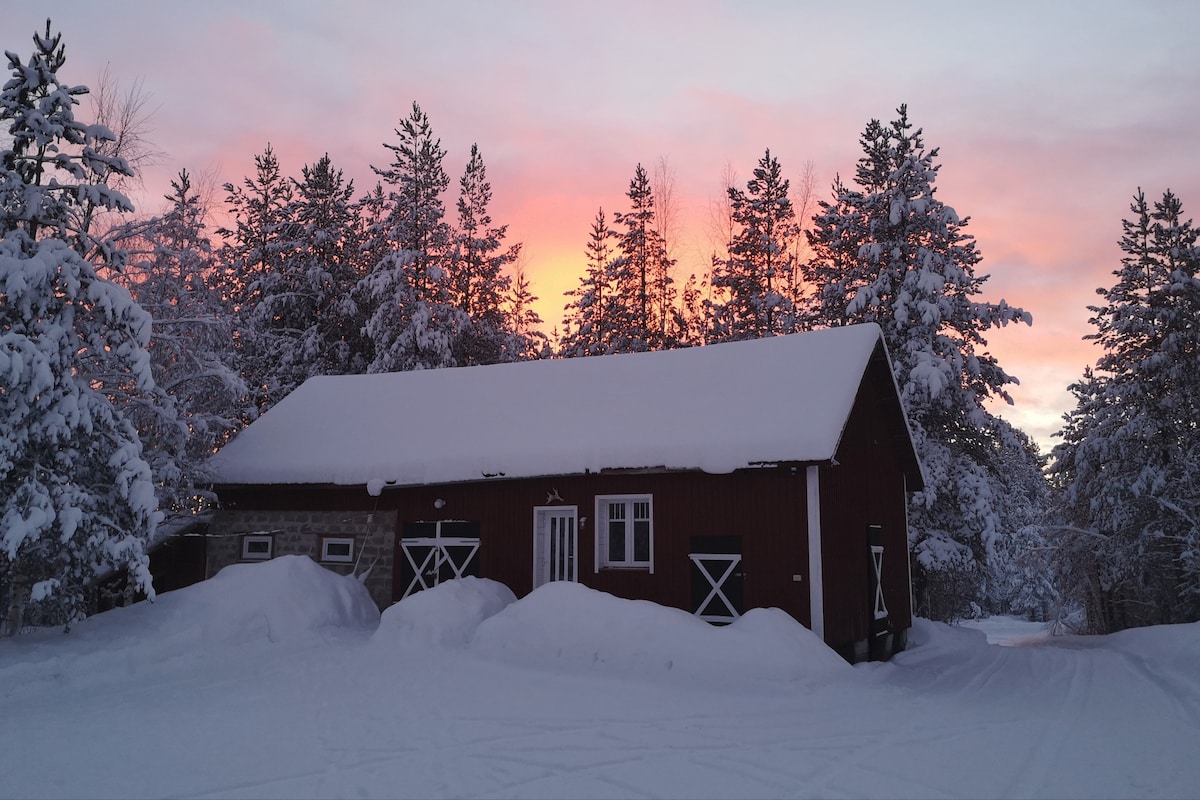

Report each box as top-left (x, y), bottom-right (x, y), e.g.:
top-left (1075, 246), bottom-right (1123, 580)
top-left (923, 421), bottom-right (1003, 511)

top-left (209, 323), bottom-right (923, 662)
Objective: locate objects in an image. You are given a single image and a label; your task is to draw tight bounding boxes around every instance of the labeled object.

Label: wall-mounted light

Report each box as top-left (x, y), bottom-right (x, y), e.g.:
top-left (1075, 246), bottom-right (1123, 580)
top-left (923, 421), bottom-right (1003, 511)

top-left (434, 498), bottom-right (446, 509)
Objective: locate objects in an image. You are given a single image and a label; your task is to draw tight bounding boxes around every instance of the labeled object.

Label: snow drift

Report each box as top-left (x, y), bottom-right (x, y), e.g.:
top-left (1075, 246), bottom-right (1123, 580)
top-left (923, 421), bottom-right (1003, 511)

top-left (369, 578), bottom-right (850, 684)
top-left (2, 565), bottom-right (1200, 798)
top-left (469, 581), bottom-right (850, 684)
top-left (372, 575), bottom-right (516, 648)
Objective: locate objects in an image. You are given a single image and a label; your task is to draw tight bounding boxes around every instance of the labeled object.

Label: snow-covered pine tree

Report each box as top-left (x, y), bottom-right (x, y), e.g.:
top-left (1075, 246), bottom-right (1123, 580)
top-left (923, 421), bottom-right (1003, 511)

top-left (560, 207), bottom-right (615, 357)
top-left (1049, 188), bottom-right (1200, 632)
top-left (215, 144), bottom-right (295, 417)
top-left (359, 102), bottom-right (464, 372)
top-left (116, 169), bottom-right (248, 518)
top-left (449, 143), bottom-right (523, 365)
top-left (609, 163), bottom-right (674, 352)
top-left (508, 259), bottom-right (550, 360)
top-left (804, 105), bottom-right (1033, 620)
top-left (707, 149), bottom-right (801, 342)
top-left (676, 272), bottom-right (708, 347)
top-left (1, 21), bottom-right (157, 631)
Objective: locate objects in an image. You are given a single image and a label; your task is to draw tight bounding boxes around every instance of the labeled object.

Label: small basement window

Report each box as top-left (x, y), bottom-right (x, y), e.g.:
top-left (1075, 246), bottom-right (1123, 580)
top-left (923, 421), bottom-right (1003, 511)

top-left (321, 536), bottom-right (355, 564)
top-left (241, 534), bottom-right (273, 561)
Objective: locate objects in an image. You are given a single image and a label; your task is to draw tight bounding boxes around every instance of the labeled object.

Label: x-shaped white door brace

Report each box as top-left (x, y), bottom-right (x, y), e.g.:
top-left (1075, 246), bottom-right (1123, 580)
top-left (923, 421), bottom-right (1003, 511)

top-left (688, 553), bottom-right (741, 622)
top-left (401, 536), bottom-right (480, 598)
top-left (871, 545), bottom-right (888, 621)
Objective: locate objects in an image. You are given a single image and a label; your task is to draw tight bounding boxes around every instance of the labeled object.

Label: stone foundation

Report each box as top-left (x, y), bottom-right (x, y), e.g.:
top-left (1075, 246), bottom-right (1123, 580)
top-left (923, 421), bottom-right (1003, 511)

top-left (207, 509), bottom-right (397, 611)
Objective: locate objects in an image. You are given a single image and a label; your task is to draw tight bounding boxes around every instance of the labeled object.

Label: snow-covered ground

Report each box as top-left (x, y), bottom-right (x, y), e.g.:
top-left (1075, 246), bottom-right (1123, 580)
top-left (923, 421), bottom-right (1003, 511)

top-left (2, 557), bottom-right (1197, 799)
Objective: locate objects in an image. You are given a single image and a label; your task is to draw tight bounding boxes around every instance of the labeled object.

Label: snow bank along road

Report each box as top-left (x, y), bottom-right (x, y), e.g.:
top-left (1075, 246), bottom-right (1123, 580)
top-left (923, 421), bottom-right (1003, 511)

top-left (0, 558), bottom-right (1196, 799)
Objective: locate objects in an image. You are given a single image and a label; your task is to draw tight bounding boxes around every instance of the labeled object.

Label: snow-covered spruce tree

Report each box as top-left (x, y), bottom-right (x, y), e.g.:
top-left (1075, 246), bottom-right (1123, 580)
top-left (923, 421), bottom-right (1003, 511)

top-left (560, 207), bottom-right (615, 357)
top-left (1048, 189), bottom-right (1200, 632)
top-left (280, 153), bottom-right (368, 377)
top-left (223, 152), bottom-right (368, 404)
top-left (804, 105), bottom-right (1033, 621)
top-left (449, 143), bottom-right (524, 365)
top-left (116, 170), bottom-right (248, 518)
top-left (707, 149), bottom-right (801, 343)
top-left (358, 102), bottom-right (465, 372)
top-left (985, 421), bottom-right (1056, 620)
top-left (215, 144), bottom-right (295, 417)
top-left (0, 22), bottom-right (157, 631)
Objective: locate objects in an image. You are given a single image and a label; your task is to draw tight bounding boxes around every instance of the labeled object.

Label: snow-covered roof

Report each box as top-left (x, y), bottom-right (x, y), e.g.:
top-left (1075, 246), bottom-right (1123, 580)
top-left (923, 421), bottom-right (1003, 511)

top-left (209, 323), bottom-right (900, 489)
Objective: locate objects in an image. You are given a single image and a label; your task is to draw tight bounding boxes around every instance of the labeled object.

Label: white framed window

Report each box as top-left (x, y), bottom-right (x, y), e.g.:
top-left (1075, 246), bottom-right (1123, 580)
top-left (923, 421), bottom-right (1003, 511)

top-left (241, 534), bottom-right (273, 561)
top-left (321, 536), bottom-right (355, 564)
top-left (595, 494), bottom-right (652, 571)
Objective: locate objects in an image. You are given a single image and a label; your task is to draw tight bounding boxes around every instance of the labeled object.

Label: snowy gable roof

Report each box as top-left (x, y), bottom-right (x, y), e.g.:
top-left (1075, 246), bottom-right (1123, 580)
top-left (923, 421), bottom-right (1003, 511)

top-left (209, 323), bottom-right (899, 489)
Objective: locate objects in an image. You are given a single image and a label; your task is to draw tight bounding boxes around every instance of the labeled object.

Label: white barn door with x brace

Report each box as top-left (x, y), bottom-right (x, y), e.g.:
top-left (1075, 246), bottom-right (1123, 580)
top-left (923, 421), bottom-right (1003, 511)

top-left (532, 506), bottom-right (578, 589)
top-left (689, 535), bottom-right (744, 624)
top-left (400, 520), bottom-right (481, 599)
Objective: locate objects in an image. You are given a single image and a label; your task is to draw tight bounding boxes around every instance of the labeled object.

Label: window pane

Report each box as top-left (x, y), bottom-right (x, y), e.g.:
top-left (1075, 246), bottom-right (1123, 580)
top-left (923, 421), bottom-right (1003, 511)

top-left (327, 542), bottom-right (351, 557)
top-left (633, 501), bottom-right (650, 520)
top-left (608, 519), bottom-right (626, 563)
top-left (633, 520), bottom-right (650, 562)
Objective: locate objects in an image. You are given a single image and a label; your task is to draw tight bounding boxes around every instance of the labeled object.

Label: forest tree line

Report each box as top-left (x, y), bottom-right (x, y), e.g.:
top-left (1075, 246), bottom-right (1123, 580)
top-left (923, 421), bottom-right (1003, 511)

top-left (2, 22), bottom-right (1197, 635)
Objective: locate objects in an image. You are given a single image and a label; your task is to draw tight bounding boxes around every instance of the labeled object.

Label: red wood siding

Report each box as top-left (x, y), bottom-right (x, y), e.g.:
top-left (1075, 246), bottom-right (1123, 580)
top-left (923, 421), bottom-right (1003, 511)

top-left (218, 468), bottom-right (812, 625)
top-left (818, 353), bottom-right (915, 657)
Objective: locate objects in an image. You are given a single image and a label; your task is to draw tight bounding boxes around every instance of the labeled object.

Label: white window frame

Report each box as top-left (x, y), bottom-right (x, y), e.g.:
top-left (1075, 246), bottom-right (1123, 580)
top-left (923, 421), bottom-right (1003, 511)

top-left (321, 536), bottom-right (355, 564)
top-left (241, 534), bottom-right (273, 561)
top-left (595, 494), bottom-right (653, 572)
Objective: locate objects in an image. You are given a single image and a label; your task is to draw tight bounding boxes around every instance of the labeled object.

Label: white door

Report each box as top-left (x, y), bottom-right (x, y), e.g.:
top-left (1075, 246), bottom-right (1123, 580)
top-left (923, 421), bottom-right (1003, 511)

top-left (533, 506), bottom-right (578, 589)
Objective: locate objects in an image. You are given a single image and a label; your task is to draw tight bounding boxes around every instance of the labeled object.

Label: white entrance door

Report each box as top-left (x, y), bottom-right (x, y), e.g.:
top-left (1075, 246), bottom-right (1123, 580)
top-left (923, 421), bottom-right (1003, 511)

top-left (533, 506), bottom-right (578, 589)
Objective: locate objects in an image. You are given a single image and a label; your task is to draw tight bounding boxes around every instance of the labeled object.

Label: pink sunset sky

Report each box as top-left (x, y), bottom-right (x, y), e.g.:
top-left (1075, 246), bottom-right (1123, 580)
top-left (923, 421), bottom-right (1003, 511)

top-left (9, 1), bottom-right (1200, 453)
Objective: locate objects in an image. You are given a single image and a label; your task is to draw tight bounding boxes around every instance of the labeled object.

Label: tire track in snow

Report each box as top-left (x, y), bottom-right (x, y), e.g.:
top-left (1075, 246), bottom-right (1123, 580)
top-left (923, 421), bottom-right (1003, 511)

top-left (999, 646), bottom-right (1095, 798)
top-left (1112, 649), bottom-right (1200, 730)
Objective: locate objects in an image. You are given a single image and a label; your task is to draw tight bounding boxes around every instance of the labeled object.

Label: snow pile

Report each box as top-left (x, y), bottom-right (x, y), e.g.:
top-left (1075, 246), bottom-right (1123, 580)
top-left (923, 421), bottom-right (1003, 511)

top-left (22, 555), bottom-right (377, 652)
top-left (0, 556), bottom-right (379, 700)
top-left (169, 555), bottom-right (381, 644)
top-left (907, 616), bottom-right (990, 651)
top-left (1104, 619), bottom-right (1200, 661)
top-left (372, 576), bottom-right (516, 648)
top-left (69, 554), bottom-right (381, 650)
top-left (958, 614), bottom-right (1054, 646)
top-left (470, 581), bottom-right (850, 684)
top-left (881, 617), bottom-right (993, 675)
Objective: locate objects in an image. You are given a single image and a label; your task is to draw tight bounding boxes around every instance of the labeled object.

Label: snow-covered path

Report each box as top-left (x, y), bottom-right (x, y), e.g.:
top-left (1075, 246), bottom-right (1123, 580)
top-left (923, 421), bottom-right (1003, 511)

top-left (856, 623), bottom-right (1200, 799)
top-left (1, 561), bottom-right (1197, 799)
